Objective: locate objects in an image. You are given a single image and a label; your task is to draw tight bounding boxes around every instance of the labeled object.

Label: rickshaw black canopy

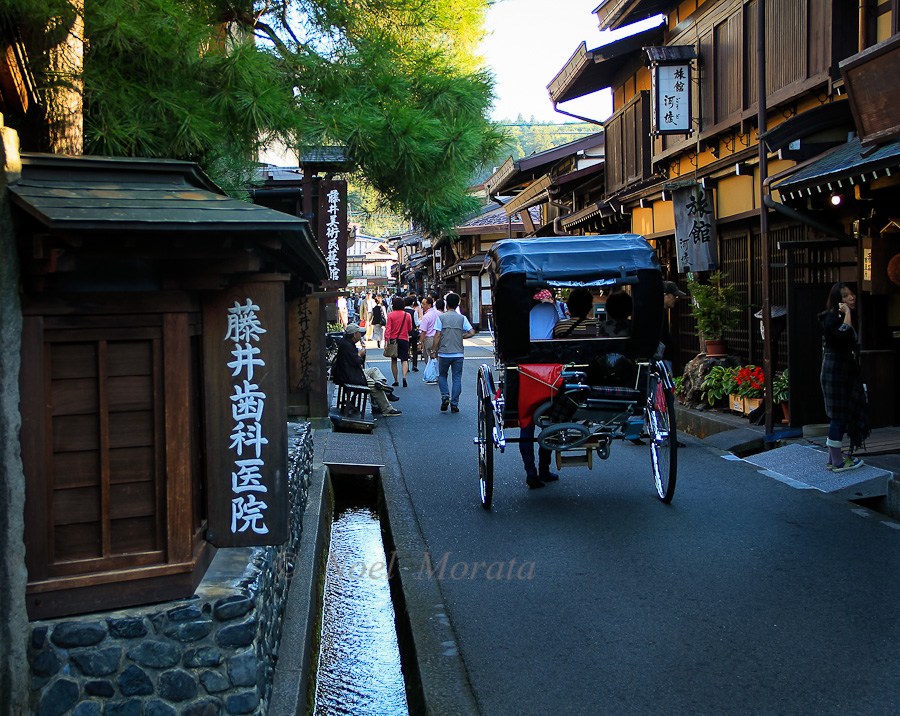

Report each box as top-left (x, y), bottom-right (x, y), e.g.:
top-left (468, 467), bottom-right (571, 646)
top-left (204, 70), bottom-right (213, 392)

top-left (485, 235), bottom-right (664, 362)
top-left (485, 234), bottom-right (660, 286)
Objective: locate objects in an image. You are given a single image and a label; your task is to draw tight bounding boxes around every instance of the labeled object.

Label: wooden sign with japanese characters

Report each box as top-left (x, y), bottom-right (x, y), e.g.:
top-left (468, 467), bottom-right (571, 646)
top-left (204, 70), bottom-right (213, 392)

top-left (203, 280), bottom-right (288, 547)
top-left (317, 179), bottom-right (348, 288)
top-left (653, 62), bottom-right (692, 135)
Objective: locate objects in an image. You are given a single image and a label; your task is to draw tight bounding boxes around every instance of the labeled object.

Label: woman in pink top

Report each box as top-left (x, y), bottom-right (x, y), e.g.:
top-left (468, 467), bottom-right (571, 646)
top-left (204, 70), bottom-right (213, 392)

top-left (384, 297), bottom-right (413, 387)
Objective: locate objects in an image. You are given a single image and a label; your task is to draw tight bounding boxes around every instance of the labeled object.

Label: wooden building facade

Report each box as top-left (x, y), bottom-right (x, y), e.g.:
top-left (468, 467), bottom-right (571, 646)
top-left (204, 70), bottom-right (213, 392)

top-left (10, 154), bottom-right (326, 618)
top-left (546, 0), bottom-right (900, 427)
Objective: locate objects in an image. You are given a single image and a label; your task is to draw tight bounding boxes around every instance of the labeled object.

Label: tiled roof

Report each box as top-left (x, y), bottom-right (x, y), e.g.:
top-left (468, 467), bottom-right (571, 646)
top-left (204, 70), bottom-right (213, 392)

top-left (456, 205), bottom-right (539, 230)
top-left (775, 137), bottom-right (900, 197)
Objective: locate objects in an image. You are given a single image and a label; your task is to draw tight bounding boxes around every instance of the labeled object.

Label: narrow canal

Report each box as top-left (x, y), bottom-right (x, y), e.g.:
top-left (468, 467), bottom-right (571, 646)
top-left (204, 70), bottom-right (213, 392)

top-left (312, 477), bottom-right (409, 715)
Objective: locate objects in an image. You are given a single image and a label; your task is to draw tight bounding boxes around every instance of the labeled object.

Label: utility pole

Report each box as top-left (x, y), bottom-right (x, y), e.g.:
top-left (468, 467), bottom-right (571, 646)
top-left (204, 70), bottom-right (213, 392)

top-left (757, 0), bottom-right (774, 436)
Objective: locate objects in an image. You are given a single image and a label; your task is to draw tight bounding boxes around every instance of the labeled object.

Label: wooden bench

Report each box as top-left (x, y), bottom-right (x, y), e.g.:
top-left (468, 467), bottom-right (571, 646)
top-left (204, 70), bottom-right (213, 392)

top-left (329, 383), bottom-right (376, 432)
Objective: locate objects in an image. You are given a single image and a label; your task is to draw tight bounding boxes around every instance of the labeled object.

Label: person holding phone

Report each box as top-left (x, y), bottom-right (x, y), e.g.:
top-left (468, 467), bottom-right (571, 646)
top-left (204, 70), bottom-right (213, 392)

top-left (818, 282), bottom-right (869, 472)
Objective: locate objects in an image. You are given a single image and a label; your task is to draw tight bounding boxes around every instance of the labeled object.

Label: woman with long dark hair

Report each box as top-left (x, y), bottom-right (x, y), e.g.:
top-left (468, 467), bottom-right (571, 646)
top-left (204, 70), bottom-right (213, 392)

top-left (819, 281), bottom-right (869, 471)
top-left (384, 296), bottom-right (412, 387)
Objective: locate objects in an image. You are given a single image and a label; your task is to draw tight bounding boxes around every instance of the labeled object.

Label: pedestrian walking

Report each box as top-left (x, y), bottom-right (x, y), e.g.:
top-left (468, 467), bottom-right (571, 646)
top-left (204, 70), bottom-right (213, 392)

top-left (404, 296), bottom-right (421, 372)
top-left (385, 296), bottom-right (413, 387)
top-left (418, 297), bottom-right (439, 363)
top-left (363, 292), bottom-right (375, 342)
top-left (371, 295), bottom-right (386, 348)
top-left (336, 293), bottom-right (348, 327)
top-left (819, 281), bottom-right (869, 472)
top-left (431, 292), bottom-right (475, 413)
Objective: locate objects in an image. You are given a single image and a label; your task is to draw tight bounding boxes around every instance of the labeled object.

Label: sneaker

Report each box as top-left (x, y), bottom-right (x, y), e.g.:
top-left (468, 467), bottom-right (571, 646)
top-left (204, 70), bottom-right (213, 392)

top-left (440, 398), bottom-right (450, 412)
top-left (539, 471), bottom-right (559, 482)
top-left (832, 456), bottom-right (864, 473)
top-left (450, 405), bottom-right (460, 413)
top-left (381, 408), bottom-right (402, 417)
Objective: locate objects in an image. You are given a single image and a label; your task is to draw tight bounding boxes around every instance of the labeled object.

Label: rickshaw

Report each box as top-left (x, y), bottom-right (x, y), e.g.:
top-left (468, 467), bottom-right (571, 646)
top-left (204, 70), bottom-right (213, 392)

top-left (474, 235), bottom-right (677, 510)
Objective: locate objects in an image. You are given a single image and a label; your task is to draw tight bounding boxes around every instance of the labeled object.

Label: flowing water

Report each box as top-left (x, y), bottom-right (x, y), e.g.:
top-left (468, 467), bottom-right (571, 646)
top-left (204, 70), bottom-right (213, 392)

top-left (312, 498), bottom-right (409, 716)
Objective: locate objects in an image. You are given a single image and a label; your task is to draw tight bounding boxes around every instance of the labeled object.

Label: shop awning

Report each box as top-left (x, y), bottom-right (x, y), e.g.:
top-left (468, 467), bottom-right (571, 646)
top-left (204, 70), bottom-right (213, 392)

top-left (773, 137), bottom-right (900, 201)
top-left (547, 21), bottom-right (664, 104)
top-left (503, 175), bottom-right (553, 217)
top-left (485, 133), bottom-right (605, 196)
top-left (443, 253), bottom-right (488, 278)
top-left (559, 200), bottom-right (621, 231)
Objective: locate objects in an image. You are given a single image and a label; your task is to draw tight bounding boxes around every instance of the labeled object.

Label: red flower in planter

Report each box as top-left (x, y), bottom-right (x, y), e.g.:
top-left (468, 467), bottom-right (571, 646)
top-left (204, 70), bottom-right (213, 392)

top-left (735, 365), bottom-right (765, 398)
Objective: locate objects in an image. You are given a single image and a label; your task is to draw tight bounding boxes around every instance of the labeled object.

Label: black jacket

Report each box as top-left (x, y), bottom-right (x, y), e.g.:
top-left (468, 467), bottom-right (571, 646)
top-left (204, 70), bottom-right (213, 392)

top-left (331, 336), bottom-right (366, 386)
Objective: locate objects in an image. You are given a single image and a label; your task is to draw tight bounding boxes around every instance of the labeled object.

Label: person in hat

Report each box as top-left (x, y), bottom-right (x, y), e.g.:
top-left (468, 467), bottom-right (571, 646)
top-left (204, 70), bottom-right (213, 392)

top-left (529, 288), bottom-right (559, 340)
top-left (330, 323), bottom-right (401, 416)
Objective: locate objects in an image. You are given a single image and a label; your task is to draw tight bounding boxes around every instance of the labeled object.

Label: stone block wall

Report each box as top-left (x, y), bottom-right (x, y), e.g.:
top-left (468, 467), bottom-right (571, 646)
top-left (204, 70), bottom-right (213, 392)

top-left (27, 422), bottom-right (313, 716)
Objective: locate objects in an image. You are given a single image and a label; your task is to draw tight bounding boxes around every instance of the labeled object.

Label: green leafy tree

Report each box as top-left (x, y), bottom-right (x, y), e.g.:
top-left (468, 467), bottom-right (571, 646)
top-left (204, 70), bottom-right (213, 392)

top-left (0, 0), bottom-right (505, 236)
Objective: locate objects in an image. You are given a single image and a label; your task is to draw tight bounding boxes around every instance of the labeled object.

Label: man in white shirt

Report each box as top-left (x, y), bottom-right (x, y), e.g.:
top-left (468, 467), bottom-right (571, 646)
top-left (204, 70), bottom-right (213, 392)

top-left (432, 293), bottom-right (475, 413)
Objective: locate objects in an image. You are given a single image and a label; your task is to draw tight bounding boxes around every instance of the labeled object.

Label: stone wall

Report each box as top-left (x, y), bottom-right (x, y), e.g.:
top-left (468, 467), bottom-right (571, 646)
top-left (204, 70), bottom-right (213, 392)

top-left (0, 115), bottom-right (31, 716)
top-left (28, 422), bottom-right (314, 716)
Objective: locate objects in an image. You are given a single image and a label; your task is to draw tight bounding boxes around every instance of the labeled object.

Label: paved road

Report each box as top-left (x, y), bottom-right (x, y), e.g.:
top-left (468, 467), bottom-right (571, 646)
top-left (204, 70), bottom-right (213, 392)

top-left (369, 339), bottom-right (900, 715)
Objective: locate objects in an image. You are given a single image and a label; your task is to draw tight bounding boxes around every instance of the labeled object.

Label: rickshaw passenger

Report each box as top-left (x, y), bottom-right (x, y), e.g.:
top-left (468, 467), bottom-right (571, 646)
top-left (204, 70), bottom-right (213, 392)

top-left (598, 290), bottom-right (632, 337)
top-left (529, 289), bottom-right (558, 339)
top-left (552, 288), bottom-right (598, 338)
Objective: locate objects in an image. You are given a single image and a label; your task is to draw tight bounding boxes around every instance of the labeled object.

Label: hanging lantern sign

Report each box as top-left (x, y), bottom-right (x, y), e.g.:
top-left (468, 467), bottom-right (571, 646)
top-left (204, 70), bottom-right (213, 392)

top-left (646, 46), bottom-right (698, 136)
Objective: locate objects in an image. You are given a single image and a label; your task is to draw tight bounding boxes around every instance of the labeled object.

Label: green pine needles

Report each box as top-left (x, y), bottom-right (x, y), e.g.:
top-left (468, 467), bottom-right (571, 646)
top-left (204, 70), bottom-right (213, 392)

top-left (1, 0), bottom-right (505, 236)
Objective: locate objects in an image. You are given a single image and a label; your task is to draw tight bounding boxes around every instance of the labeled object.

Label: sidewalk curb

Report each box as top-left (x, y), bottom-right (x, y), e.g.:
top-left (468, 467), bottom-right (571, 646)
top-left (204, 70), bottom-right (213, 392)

top-left (377, 424), bottom-right (481, 716)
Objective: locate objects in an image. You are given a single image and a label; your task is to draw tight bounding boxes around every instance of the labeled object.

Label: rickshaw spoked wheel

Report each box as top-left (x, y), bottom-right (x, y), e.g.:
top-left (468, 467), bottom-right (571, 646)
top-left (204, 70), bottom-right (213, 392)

top-left (476, 372), bottom-right (494, 510)
top-left (646, 376), bottom-right (677, 503)
top-left (536, 423), bottom-right (592, 451)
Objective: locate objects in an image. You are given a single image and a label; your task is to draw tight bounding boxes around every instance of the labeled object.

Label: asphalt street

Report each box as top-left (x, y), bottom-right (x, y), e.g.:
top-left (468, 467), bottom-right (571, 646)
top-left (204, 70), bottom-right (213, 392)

top-left (367, 338), bottom-right (900, 715)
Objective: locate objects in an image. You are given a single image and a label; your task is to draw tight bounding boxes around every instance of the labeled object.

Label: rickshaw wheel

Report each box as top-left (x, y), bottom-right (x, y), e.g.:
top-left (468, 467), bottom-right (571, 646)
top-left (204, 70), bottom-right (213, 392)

top-left (647, 379), bottom-right (678, 503)
top-left (477, 375), bottom-right (494, 510)
top-left (537, 423), bottom-right (592, 451)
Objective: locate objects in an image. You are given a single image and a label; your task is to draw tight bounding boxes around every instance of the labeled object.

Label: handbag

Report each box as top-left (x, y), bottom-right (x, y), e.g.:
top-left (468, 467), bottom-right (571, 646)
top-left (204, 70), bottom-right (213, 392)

top-left (383, 339), bottom-right (398, 358)
top-left (423, 358), bottom-right (439, 383)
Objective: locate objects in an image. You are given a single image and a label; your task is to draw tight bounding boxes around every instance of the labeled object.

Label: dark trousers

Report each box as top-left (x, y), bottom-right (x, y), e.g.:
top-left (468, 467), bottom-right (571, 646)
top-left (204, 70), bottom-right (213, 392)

top-left (519, 424), bottom-right (551, 477)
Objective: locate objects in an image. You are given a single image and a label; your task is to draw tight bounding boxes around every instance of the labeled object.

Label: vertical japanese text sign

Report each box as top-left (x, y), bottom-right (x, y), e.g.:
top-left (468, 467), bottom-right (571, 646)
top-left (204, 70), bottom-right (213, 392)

top-left (317, 179), bottom-right (348, 288)
top-left (653, 62), bottom-right (692, 135)
top-left (204, 282), bottom-right (288, 547)
top-left (673, 184), bottom-right (718, 273)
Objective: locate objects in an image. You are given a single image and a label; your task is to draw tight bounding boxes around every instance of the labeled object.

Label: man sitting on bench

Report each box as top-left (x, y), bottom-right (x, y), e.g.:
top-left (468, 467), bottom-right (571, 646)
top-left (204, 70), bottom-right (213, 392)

top-left (331, 324), bottom-right (402, 416)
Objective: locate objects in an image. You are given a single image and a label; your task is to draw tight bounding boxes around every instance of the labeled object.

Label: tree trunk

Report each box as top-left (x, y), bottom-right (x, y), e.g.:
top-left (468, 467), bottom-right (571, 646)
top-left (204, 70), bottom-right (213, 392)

top-left (42, 1), bottom-right (83, 154)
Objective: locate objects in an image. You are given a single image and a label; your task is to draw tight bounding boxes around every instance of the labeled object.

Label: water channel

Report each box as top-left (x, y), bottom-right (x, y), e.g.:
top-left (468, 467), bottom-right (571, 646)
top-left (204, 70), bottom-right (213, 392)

top-left (312, 475), bottom-right (410, 715)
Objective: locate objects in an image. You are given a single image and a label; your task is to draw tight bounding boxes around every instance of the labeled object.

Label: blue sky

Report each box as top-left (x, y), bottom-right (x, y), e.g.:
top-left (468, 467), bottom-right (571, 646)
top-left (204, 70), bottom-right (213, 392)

top-left (481, 0), bottom-right (661, 123)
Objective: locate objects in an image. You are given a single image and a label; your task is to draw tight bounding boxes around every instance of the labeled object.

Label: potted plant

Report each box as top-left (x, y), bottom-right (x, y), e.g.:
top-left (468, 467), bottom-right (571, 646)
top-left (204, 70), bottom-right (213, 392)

top-left (700, 365), bottom-right (738, 407)
top-left (686, 271), bottom-right (743, 356)
top-left (735, 364), bottom-right (765, 415)
top-left (772, 369), bottom-right (790, 424)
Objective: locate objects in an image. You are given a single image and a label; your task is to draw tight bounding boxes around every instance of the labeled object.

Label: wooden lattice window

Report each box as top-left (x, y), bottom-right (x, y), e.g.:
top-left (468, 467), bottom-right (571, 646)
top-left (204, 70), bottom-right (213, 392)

top-left (22, 311), bottom-right (211, 619)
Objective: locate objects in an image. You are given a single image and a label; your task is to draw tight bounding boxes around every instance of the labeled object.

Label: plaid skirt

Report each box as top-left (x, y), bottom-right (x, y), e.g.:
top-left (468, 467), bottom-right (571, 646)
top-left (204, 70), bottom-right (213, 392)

top-left (820, 350), bottom-right (870, 450)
